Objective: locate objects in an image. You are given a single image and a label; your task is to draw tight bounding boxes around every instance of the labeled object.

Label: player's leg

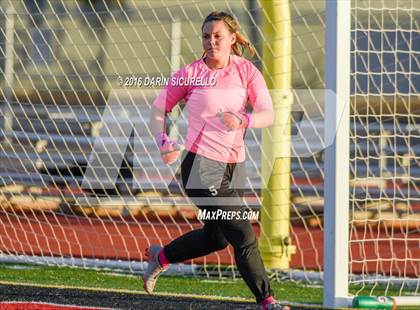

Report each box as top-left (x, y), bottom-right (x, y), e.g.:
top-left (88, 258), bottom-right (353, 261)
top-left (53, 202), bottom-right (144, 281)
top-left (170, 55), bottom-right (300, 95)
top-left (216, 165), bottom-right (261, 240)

top-left (163, 150), bottom-right (229, 262)
top-left (217, 207), bottom-right (273, 302)
top-left (182, 153), bottom-right (275, 304)
top-left (163, 218), bottom-right (228, 262)
top-left (142, 220), bottom-right (228, 294)
top-left (214, 162), bottom-right (286, 309)
top-left (142, 151), bottom-right (229, 293)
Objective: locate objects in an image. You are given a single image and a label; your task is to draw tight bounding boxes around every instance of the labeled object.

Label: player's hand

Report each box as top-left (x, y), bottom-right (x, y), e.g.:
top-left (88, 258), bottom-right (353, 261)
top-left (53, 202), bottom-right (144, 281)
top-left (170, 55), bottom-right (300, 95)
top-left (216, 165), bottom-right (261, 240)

top-left (217, 111), bottom-right (250, 131)
top-left (155, 132), bottom-right (181, 165)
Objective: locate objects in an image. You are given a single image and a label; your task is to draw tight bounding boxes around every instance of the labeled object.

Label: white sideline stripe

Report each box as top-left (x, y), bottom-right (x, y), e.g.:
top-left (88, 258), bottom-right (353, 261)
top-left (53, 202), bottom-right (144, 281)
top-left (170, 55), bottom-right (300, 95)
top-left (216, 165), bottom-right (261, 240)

top-left (0, 254), bottom-right (197, 276)
top-left (0, 301), bottom-right (112, 310)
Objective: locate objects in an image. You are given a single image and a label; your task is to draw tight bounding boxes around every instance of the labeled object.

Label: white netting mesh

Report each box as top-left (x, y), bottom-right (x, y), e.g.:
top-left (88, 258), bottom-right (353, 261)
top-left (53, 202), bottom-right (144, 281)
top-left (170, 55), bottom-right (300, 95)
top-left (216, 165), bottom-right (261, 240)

top-left (0, 0), bottom-right (418, 298)
top-left (348, 0), bottom-right (419, 294)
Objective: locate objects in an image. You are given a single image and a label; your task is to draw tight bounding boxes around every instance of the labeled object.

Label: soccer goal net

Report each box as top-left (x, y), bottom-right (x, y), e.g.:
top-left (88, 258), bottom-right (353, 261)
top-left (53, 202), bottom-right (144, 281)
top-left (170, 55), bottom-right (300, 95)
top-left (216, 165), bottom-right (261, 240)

top-left (0, 0), bottom-right (418, 308)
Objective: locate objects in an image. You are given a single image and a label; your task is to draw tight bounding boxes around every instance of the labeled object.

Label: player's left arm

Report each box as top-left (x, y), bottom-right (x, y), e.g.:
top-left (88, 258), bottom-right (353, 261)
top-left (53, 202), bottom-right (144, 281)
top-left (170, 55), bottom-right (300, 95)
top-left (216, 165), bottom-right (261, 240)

top-left (217, 63), bottom-right (274, 131)
top-left (246, 109), bottom-right (273, 128)
top-left (245, 65), bottom-right (274, 129)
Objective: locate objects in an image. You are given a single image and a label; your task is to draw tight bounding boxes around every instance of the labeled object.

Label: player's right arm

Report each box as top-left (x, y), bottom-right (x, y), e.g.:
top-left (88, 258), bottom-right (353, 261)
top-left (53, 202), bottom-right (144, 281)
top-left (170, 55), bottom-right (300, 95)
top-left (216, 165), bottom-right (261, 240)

top-left (149, 106), bottom-right (166, 140)
top-left (149, 68), bottom-right (189, 164)
top-left (149, 106), bottom-right (181, 164)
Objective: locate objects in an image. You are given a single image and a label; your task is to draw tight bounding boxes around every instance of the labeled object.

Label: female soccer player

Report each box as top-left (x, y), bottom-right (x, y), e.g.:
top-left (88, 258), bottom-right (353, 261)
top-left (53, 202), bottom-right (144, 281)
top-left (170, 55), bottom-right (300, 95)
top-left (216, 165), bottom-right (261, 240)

top-left (145, 11), bottom-right (287, 310)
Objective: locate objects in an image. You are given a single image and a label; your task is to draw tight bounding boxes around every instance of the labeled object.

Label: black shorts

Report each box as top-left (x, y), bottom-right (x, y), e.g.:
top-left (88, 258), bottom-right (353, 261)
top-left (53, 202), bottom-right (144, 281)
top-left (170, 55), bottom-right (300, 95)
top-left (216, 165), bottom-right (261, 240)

top-left (180, 150), bottom-right (247, 207)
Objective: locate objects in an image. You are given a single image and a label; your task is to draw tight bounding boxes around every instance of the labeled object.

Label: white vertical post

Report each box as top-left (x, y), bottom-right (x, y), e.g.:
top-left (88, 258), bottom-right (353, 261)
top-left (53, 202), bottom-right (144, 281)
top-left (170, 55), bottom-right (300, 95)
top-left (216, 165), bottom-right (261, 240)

top-left (2, 6), bottom-right (15, 141)
top-left (4, 6), bottom-right (15, 101)
top-left (168, 19), bottom-right (181, 140)
top-left (170, 19), bottom-right (181, 74)
top-left (323, 0), bottom-right (351, 308)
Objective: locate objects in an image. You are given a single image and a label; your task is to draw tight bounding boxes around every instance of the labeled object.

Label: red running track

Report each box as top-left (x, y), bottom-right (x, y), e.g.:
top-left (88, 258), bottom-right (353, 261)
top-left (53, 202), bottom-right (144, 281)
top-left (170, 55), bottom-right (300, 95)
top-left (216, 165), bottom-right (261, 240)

top-left (0, 211), bottom-right (418, 277)
top-left (0, 302), bottom-right (109, 310)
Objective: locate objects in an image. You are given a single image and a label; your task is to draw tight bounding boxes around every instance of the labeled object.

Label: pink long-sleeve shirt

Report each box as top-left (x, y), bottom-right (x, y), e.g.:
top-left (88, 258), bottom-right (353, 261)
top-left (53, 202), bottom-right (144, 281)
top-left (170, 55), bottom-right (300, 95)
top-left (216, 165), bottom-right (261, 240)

top-left (153, 54), bottom-right (273, 163)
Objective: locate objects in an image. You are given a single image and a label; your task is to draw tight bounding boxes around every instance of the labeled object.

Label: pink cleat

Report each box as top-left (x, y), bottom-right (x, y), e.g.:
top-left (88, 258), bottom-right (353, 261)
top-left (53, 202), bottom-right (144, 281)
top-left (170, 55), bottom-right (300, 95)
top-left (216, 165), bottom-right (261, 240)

top-left (261, 296), bottom-right (291, 310)
top-left (264, 303), bottom-right (291, 310)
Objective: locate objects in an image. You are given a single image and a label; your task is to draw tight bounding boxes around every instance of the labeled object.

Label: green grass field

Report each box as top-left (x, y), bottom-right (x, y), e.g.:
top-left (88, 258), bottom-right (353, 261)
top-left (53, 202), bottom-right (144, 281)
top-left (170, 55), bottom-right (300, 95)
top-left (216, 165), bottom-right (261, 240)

top-left (0, 262), bottom-right (418, 309)
top-left (0, 263), bottom-right (322, 305)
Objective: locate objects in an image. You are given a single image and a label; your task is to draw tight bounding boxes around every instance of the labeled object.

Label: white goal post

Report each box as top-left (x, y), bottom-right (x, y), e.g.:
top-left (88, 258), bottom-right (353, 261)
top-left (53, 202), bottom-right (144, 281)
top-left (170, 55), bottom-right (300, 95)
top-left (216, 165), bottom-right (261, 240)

top-left (324, 0), bottom-right (420, 308)
top-left (323, 0), bottom-right (351, 308)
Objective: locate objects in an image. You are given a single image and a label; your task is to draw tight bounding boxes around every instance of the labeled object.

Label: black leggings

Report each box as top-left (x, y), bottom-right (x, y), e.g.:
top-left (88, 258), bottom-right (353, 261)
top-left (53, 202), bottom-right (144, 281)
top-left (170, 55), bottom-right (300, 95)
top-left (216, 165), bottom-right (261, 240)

top-left (163, 151), bottom-right (273, 303)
